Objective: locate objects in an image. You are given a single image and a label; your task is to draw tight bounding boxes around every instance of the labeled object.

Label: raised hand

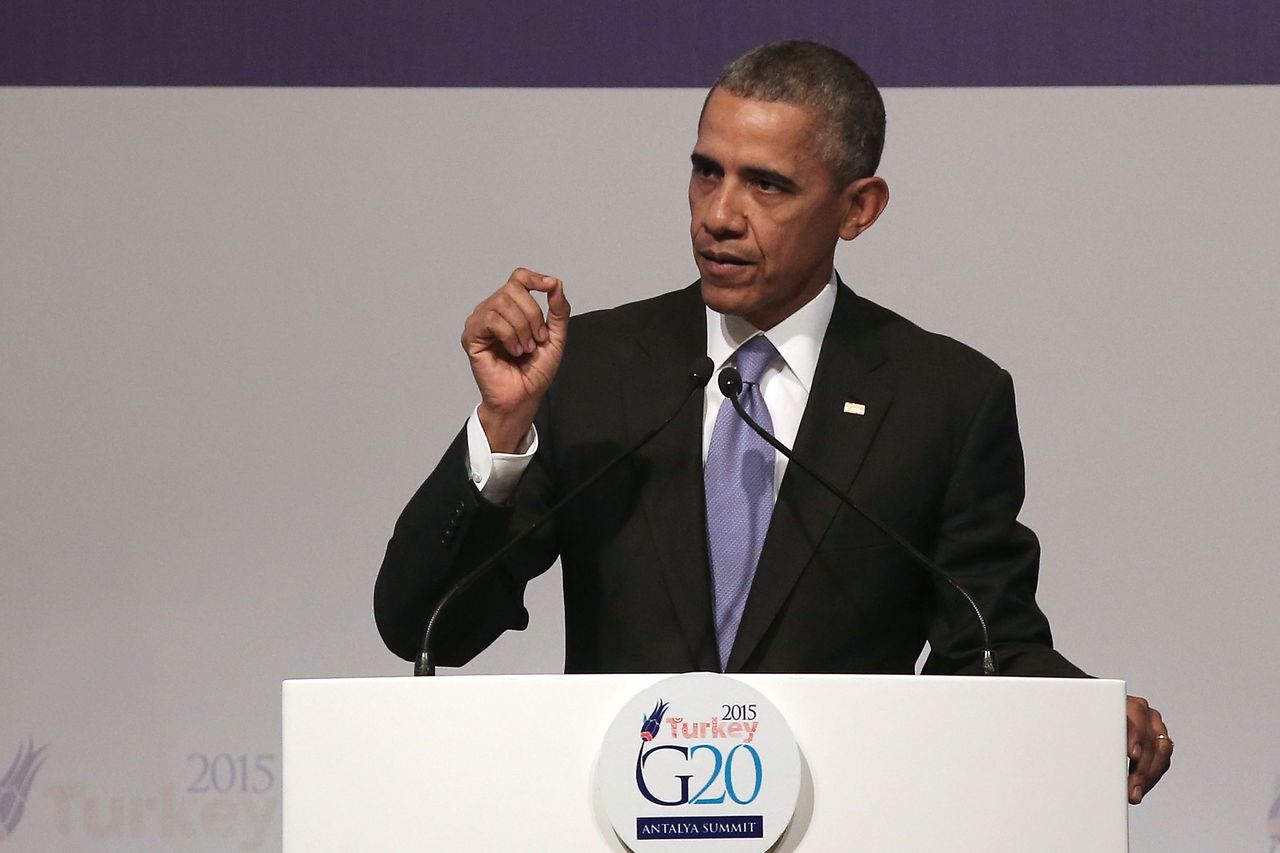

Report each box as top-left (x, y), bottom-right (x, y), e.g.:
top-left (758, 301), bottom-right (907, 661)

top-left (461, 268), bottom-right (571, 452)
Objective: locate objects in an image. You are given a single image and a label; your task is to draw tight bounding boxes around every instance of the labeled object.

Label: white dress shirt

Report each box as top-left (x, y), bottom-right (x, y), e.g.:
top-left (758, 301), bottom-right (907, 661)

top-left (701, 274), bottom-right (836, 499)
top-left (467, 273), bottom-right (839, 504)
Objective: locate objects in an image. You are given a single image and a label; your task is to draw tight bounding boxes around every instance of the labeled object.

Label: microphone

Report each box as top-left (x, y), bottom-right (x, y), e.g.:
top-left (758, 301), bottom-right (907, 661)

top-left (415, 356), bottom-right (716, 676)
top-left (719, 366), bottom-right (998, 676)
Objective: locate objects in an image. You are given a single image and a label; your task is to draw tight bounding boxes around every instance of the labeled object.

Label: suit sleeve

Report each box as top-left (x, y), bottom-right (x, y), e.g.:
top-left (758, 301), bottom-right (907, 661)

top-left (373, 419), bottom-right (559, 666)
top-left (922, 369), bottom-right (1087, 677)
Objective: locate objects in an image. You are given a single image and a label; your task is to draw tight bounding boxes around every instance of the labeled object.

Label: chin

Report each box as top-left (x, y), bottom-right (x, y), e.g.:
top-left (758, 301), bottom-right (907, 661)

top-left (699, 279), bottom-right (756, 317)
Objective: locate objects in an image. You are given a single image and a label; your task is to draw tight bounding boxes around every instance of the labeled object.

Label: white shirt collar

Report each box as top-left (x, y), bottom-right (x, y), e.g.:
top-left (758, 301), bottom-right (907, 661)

top-left (705, 270), bottom-right (839, 393)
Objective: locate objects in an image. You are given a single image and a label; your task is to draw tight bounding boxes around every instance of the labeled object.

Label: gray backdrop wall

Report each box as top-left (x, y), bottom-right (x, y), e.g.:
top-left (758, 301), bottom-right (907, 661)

top-left (2, 44), bottom-right (1279, 853)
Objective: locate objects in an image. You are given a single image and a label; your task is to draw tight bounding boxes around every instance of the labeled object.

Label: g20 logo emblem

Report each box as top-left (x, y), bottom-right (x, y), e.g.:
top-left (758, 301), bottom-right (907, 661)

top-left (636, 740), bottom-right (764, 807)
top-left (598, 674), bottom-right (800, 852)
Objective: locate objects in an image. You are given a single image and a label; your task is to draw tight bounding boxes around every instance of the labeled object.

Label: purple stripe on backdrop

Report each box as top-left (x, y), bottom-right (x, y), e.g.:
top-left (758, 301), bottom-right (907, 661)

top-left (2, 0), bottom-right (1278, 87)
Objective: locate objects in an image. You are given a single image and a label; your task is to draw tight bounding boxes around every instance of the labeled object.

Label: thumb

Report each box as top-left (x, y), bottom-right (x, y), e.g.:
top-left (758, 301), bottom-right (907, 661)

top-left (546, 279), bottom-right (571, 336)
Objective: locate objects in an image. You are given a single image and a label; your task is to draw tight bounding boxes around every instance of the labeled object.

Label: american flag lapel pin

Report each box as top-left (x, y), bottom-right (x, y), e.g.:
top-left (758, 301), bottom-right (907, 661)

top-left (843, 401), bottom-right (866, 416)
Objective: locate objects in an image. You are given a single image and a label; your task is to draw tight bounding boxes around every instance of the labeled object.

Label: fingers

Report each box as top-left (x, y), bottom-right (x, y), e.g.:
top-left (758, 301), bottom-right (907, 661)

top-left (1126, 696), bottom-right (1149, 804)
top-left (1126, 696), bottom-right (1173, 804)
top-left (493, 269), bottom-right (545, 355)
top-left (483, 309), bottom-right (526, 359)
top-left (1146, 710), bottom-right (1174, 791)
top-left (490, 288), bottom-right (543, 355)
top-left (464, 268), bottom-right (567, 358)
top-left (502, 268), bottom-right (568, 347)
top-left (513, 268), bottom-right (571, 343)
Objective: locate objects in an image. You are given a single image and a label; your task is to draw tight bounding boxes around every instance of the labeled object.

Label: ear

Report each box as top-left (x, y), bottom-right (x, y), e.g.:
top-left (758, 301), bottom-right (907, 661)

top-left (837, 176), bottom-right (889, 241)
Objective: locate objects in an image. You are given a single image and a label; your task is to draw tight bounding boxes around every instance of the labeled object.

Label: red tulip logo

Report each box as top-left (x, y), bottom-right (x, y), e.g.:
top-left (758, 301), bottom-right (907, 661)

top-left (639, 700), bottom-right (669, 742)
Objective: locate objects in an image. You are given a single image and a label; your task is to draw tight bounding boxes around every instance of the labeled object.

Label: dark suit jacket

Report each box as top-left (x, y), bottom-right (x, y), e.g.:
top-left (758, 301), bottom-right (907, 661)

top-left (375, 281), bottom-right (1085, 677)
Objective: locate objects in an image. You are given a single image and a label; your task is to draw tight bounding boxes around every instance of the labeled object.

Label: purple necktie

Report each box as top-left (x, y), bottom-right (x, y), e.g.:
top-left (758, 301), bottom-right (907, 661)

top-left (705, 335), bottom-right (779, 670)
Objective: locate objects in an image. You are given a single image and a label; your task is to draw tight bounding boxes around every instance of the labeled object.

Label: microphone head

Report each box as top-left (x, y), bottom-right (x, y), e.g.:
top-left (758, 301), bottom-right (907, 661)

top-left (688, 356), bottom-right (716, 389)
top-left (719, 366), bottom-right (743, 398)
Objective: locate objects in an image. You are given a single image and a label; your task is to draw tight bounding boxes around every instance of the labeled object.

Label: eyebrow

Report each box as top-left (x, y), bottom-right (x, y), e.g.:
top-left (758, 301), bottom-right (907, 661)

top-left (690, 152), bottom-right (722, 174)
top-left (690, 152), bottom-right (799, 192)
top-left (743, 166), bottom-right (799, 192)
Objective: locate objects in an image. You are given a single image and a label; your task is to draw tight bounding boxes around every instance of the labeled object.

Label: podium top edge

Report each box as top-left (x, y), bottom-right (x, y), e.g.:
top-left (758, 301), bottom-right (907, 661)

top-left (282, 673), bottom-right (1125, 688)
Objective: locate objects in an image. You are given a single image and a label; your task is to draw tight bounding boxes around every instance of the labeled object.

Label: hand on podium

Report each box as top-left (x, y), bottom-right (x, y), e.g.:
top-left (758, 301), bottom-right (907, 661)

top-left (1126, 695), bottom-right (1173, 804)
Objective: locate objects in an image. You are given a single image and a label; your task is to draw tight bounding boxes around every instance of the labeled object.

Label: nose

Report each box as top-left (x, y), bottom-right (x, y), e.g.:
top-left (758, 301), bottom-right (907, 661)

top-left (701, 181), bottom-right (747, 238)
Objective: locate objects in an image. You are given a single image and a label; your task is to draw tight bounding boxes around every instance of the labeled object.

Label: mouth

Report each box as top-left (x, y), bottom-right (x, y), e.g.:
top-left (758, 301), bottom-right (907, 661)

top-left (698, 249), bottom-right (756, 280)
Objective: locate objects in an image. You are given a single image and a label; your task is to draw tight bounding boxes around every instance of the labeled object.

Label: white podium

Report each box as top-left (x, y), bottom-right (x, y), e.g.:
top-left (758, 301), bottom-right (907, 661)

top-left (283, 674), bottom-right (1128, 851)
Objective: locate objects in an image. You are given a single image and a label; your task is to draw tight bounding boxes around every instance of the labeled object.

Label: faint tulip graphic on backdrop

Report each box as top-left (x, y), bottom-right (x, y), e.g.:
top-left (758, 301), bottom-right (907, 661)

top-left (0, 738), bottom-right (48, 842)
top-left (1270, 777), bottom-right (1280, 853)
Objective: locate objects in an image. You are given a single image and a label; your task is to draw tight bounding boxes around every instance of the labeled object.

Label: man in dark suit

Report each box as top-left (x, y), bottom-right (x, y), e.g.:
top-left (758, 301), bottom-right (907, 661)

top-left (374, 40), bottom-right (1172, 803)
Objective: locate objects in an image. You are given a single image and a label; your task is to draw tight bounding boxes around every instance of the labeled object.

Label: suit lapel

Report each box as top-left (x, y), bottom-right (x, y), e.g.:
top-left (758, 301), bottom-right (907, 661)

top-left (626, 284), bottom-right (720, 670)
top-left (726, 283), bottom-right (895, 671)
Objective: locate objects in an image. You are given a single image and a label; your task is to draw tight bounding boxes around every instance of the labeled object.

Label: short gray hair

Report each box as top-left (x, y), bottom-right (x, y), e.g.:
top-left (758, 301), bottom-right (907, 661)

top-left (709, 40), bottom-right (886, 188)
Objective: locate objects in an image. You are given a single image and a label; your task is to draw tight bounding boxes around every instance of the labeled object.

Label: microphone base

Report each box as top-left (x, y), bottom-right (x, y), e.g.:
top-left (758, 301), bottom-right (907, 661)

top-left (414, 652), bottom-right (435, 677)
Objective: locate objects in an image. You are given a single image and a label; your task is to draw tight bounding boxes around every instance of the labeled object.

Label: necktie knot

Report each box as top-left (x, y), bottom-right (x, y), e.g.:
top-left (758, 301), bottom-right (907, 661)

top-left (734, 335), bottom-right (779, 385)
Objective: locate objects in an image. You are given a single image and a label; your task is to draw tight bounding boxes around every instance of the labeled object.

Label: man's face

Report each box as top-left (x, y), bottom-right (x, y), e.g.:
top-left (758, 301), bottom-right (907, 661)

top-left (689, 88), bottom-right (852, 330)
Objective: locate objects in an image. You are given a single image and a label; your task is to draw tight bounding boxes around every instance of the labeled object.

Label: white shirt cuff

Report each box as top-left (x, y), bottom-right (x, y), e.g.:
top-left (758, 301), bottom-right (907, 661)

top-left (465, 405), bottom-right (538, 504)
